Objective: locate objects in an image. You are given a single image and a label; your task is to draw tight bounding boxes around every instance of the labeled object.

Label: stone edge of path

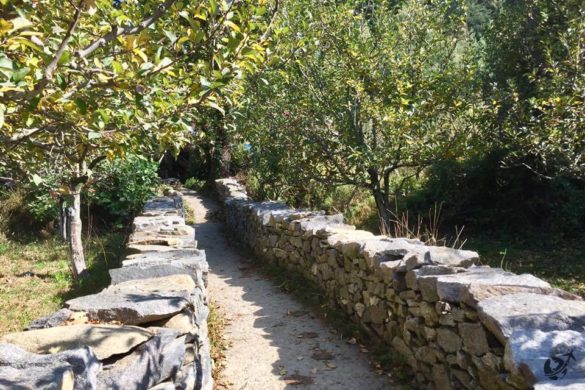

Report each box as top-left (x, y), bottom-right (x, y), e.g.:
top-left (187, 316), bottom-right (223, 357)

top-left (0, 189), bottom-right (212, 390)
top-left (215, 177), bottom-right (585, 390)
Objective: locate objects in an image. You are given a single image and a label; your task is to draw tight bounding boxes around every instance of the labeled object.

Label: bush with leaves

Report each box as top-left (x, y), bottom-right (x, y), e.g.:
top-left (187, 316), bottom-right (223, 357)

top-left (89, 155), bottom-right (160, 222)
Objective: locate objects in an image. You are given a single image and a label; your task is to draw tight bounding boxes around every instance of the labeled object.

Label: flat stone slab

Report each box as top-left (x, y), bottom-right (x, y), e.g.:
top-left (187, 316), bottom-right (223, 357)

top-left (362, 238), bottom-right (430, 269)
top-left (121, 251), bottom-right (208, 287)
top-left (426, 246), bottom-right (480, 268)
top-left (535, 378), bottom-right (585, 390)
top-left (110, 264), bottom-right (205, 288)
top-left (150, 310), bottom-right (197, 334)
top-left (97, 329), bottom-right (184, 389)
top-left (0, 343), bottom-right (99, 390)
top-left (417, 266), bottom-right (551, 305)
top-left (478, 293), bottom-right (585, 344)
top-left (0, 324), bottom-right (153, 360)
top-left (326, 230), bottom-right (376, 250)
top-left (133, 215), bottom-right (185, 232)
top-left (65, 275), bottom-right (201, 325)
top-left (505, 329), bottom-right (585, 386)
top-left (142, 196), bottom-right (184, 218)
top-left (27, 308), bottom-right (75, 330)
top-left (128, 226), bottom-right (195, 248)
top-left (216, 178), bottom-right (249, 200)
top-left (127, 244), bottom-right (198, 253)
top-left (248, 201), bottom-right (290, 225)
top-left (123, 248), bottom-right (207, 268)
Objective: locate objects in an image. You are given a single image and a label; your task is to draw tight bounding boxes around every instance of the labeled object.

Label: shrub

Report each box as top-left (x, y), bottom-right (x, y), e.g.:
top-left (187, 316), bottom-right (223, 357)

top-left (184, 177), bottom-right (205, 191)
top-left (89, 155), bottom-right (160, 222)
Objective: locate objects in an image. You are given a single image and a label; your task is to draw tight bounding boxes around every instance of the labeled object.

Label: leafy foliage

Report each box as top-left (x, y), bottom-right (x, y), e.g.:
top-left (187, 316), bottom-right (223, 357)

top-left (484, 0), bottom-right (584, 178)
top-left (89, 155), bottom-right (160, 220)
top-left (238, 0), bottom-right (486, 230)
top-left (1, 0), bottom-right (277, 278)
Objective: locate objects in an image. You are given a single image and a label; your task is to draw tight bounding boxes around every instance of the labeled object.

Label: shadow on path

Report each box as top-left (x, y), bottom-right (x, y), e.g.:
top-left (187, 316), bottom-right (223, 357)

top-left (183, 191), bottom-right (394, 390)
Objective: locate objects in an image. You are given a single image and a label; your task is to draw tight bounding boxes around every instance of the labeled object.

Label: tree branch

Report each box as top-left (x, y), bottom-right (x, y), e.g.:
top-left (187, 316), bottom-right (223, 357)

top-left (26, 2), bottom-right (84, 100)
top-left (78, 0), bottom-right (178, 59)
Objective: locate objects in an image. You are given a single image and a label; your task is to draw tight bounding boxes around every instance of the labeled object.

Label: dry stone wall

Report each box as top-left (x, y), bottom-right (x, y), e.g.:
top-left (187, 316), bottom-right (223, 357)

top-left (0, 191), bottom-right (212, 390)
top-left (216, 178), bottom-right (585, 390)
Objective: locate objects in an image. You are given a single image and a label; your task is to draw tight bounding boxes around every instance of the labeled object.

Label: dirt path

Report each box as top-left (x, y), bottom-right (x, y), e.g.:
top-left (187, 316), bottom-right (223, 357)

top-left (182, 190), bottom-right (394, 390)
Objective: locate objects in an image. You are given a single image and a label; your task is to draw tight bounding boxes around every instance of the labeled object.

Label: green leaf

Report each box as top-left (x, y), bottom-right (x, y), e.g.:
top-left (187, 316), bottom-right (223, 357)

top-left (205, 100), bottom-right (225, 115)
top-left (74, 98), bottom-right (88, 115)
top-left (88, 131), bottom-right (102, 140)
top-left (31, 174), bottom-right (43, 186)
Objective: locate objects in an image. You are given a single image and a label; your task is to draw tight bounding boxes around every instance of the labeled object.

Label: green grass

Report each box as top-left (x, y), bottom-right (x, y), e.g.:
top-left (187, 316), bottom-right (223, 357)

top-left (466, 235), bottom-right (585, 296)
top-left (0, 231), bottom-right (128, 335)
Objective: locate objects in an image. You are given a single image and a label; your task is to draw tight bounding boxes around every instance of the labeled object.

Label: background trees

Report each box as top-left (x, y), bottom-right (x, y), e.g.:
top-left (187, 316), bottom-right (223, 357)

top-left (238, 0), bottom-right (487, 232)
top-left (232, 0), bottom-right (583, 236)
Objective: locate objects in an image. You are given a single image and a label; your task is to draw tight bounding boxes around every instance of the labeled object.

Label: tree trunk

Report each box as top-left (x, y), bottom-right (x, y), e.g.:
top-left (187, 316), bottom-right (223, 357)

top-left (68, 185), bottom-right (88, 280)
top-left (368, 168), bottom-right (393, 235)
top-left (372, 188), bottom-right (393, 235)
top-left (59, 197), bottom-right (68, 240)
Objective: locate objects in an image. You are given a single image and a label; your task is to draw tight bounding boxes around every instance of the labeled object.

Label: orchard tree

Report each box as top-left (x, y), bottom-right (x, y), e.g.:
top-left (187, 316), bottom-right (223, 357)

top-left (0, 0), bottom-right (277, 280)
top-left (239, 0), bottom-right (486, 232)
top-left (484, 0), bottom-right (584, 179)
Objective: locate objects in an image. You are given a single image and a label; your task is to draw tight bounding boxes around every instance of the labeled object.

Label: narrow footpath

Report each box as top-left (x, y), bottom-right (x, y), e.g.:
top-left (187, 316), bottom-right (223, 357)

top-left (182, 190), bottom-right (394, 390)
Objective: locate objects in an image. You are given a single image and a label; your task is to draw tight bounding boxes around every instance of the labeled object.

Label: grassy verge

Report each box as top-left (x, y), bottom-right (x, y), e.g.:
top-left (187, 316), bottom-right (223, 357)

top-left (184, 202), bottom-right (196, 225)
top-left (208, 301), bottom-right (230, 386)
top-left (0, 231), bottom-right (128, 335)
top-left (467, 235), bottom-right (585, 296)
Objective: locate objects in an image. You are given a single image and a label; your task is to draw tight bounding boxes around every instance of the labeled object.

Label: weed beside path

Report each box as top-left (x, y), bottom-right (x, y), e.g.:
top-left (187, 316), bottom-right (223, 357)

top-left (0, 232), bottom-right (127, 335)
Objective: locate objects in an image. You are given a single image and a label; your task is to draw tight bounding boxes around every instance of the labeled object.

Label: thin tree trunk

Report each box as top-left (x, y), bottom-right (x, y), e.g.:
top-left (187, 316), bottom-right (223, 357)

top-left (368, 168), bottom-right (392, 235)
top-left (372, 188), bottom-right (392, 235)
top-left (59, 197), bottom-right (68, 240)
top-left (68, 184), bottom-right (88, 280)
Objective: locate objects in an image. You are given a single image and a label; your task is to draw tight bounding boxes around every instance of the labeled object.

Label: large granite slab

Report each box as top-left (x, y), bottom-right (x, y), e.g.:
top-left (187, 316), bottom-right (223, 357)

top-left (65, 275), bottom-right (202, 325)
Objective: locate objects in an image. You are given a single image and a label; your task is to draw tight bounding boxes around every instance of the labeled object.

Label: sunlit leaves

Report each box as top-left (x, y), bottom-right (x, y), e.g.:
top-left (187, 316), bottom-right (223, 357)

top-left (0, 0), bottom-right (275, 184)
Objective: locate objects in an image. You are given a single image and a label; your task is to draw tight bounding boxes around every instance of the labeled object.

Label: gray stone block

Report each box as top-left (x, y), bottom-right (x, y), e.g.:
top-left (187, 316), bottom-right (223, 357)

top-left (97, 329), bottom-right (184, 389)
top-left (65, 275), bottom-right (206, 325)
top-left (478, 293), bottom-right (585, 344)
top-left (505, 329), bottom-right (585, 386)
top-left (0, 343), bottom-right (99, 390)
top-left (27, 308), bottom-right (74, 329)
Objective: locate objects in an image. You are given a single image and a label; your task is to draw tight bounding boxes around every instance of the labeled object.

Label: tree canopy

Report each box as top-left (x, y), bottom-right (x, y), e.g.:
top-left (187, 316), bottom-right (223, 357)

top-left (1, 0), bottom-right (277, 278)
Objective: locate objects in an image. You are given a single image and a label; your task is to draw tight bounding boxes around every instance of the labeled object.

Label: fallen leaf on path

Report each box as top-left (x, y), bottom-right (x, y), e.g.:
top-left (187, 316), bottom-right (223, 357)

top-left (325, 362), bottom-right (337, 369)
top-left (297, 355), bottom-right (304, 361)
top-left (297, 332), bottom-right (318, 339)
top-left (311, 350), bottom-right (334, 361)
top-left (347, 337), bottom-right (357, 345)
top-left (284, 375), bottom-right (314, 385)
top-left (287, 310), bottom-right (310, 317)
top-left (279, 366), bottom-right (287, 376)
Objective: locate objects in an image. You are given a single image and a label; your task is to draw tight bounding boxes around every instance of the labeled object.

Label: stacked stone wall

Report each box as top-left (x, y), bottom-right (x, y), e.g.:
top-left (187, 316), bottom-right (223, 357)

top-left (216, 178), bottom-right (585, 390)
top-left (0, 191), bottom-right (212, 390)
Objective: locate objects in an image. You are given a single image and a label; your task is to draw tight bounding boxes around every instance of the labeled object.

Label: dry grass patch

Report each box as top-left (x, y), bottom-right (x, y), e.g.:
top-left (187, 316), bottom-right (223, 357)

top-left (0, 232), bottom-right (127, 335)
top-left (208, 300), bottom-right (230, 387)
